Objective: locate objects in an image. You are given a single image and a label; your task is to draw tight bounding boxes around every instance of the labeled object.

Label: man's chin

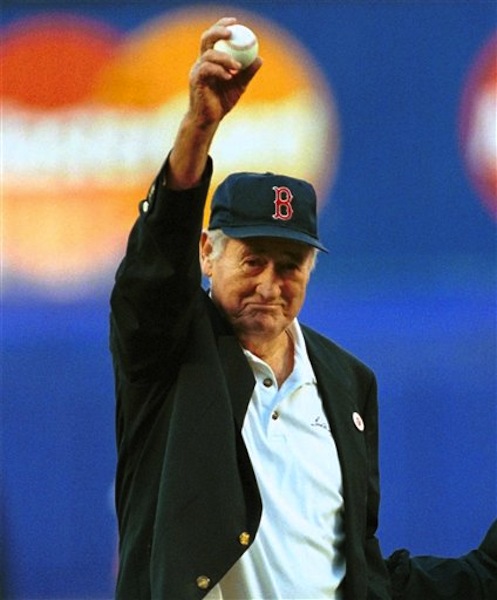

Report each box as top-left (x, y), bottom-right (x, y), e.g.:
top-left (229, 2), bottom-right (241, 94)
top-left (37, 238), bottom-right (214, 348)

top-left (233, 313), bottom-right (288, 339)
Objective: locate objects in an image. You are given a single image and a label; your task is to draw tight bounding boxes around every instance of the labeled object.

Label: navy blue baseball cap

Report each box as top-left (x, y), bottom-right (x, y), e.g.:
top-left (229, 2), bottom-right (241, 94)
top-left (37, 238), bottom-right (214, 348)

top-left (208, 172), bottom-right (328, 252)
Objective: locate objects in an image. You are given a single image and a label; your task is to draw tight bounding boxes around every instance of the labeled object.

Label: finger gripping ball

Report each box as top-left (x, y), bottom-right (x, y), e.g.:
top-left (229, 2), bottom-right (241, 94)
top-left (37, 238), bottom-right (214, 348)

top-left (214, 24), bottom-right (259, 69)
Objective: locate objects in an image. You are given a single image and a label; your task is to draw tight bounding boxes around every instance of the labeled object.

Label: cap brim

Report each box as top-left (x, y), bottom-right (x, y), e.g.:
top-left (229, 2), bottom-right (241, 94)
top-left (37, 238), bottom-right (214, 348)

top-left (218, 225), bottom-right (328, 253)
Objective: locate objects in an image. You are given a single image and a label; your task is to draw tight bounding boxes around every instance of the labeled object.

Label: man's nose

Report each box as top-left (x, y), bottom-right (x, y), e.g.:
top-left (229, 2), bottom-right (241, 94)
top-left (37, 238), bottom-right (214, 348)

top-left (256, 264), bottom-right (281, 298)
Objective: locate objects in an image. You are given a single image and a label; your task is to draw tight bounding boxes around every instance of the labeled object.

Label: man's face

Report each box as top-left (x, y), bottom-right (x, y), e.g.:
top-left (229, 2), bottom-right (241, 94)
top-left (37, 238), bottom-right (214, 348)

top-left (201, 235), bottom-right (315, 344)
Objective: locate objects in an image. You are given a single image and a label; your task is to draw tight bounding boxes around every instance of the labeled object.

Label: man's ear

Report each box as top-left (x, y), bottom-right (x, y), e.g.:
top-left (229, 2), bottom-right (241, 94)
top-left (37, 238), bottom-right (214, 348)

top-left (199, 231), bottom-right (213, 277)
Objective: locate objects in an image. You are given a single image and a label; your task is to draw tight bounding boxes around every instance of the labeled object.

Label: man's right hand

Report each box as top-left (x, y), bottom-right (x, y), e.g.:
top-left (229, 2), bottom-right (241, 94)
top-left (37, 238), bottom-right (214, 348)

top-left (167, 17), bottom-right (262, 190)
top-left (189, 17), bottom-right (262, 127)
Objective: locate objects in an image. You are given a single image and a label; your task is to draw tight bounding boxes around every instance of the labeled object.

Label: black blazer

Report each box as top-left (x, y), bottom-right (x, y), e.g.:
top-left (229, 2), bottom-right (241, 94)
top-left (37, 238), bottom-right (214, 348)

top-left (110, 160), bottom-right (390, 599)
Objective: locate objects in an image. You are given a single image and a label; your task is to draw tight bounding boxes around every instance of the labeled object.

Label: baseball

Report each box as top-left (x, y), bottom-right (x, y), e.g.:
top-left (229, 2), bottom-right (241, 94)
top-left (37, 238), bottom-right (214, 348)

top-left (213, 24), bottom-right (259, 69)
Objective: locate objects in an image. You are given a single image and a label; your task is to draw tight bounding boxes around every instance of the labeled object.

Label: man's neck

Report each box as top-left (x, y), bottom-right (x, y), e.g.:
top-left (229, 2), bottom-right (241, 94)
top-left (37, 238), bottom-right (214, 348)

top-left (241, 329), bottom-right (295, 387)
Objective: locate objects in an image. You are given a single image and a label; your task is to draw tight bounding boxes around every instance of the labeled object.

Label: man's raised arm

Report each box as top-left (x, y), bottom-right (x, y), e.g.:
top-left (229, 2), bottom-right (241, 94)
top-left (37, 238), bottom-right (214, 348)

top-left (166, 17), bottom-right (262, 190)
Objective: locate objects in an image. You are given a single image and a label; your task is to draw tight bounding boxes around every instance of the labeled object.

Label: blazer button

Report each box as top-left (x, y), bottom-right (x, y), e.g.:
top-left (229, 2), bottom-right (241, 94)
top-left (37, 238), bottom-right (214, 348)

top-left (239, 531), bottom-right (251, 546)
top-left (196, 575), bottom-right (211, 590)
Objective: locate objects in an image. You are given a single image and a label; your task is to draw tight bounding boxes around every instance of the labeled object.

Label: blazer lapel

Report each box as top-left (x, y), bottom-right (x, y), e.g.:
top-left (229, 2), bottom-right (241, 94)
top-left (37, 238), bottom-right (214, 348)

top-left (218, 334), bottom-right (256, 430)
top-left (302, 329), bottom-right (368, 529)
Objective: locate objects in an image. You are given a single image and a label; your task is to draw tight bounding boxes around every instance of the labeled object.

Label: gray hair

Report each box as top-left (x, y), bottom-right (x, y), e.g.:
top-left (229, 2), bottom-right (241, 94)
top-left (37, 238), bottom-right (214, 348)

top-left (204, 229), bottom-right (230, 261)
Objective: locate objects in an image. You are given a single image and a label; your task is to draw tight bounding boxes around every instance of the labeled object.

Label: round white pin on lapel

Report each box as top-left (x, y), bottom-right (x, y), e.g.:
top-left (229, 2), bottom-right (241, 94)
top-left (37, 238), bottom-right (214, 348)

top-left (352, 411), bottom-right (365, 432)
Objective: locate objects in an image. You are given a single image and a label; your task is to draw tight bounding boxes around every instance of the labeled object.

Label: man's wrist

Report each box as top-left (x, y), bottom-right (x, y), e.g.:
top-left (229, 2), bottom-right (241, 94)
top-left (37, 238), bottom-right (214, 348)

top-left (166, 113), bottom-right (219, 190)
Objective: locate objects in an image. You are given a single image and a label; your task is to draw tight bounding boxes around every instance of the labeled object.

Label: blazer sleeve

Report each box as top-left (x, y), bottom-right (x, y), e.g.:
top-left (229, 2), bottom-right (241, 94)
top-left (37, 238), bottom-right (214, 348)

top-left (386, 520), bottom-right (497, 600)
top-left (110, 157), bottom-right (213, 384)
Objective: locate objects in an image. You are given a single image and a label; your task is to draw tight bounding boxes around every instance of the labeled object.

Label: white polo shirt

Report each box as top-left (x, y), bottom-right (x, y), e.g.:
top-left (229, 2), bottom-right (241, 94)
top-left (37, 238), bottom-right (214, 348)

top-left (208, 320), bottom-right (345, 599)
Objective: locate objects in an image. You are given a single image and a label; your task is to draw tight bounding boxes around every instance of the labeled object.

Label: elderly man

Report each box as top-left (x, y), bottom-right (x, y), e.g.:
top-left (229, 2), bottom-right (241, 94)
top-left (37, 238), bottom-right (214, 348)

top-left (110, 17), bottom-right (496, 600)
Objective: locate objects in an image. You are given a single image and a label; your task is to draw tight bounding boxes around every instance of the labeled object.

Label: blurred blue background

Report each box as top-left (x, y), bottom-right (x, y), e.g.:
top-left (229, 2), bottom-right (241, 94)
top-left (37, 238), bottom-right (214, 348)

top-left (2, 1), bottom-right (496, 598)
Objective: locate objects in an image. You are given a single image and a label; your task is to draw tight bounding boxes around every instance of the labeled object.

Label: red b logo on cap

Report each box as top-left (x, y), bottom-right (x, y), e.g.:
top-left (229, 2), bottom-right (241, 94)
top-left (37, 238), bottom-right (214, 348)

top-left (272, 186), bottom-right (294, 221)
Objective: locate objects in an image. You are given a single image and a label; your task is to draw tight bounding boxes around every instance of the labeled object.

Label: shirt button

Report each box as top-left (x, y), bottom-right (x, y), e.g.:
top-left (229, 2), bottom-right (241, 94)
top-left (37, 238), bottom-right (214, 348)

top-left (196, 575), bottom-right (211, 590)
top-left (271, 410), bottom-right (280, 420)
top-left (142, 200), bottom-right (149, 213)
top-left (239, 531), bottom-right (251, 546)
top-left (263, 377), bottom-right (273, 387)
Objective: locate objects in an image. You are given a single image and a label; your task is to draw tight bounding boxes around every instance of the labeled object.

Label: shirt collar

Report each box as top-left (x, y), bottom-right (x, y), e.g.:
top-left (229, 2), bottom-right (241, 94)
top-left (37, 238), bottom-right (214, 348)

top-left (242, 320), bottom-right (316, 387)
top-left (287, 320), bottom-right (317, 386)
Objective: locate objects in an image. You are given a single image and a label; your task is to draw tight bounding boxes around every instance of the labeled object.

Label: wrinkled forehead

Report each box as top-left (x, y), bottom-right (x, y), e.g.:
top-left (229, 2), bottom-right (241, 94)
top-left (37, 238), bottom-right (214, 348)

top-left (229, 236), bottom-right (315, 261)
